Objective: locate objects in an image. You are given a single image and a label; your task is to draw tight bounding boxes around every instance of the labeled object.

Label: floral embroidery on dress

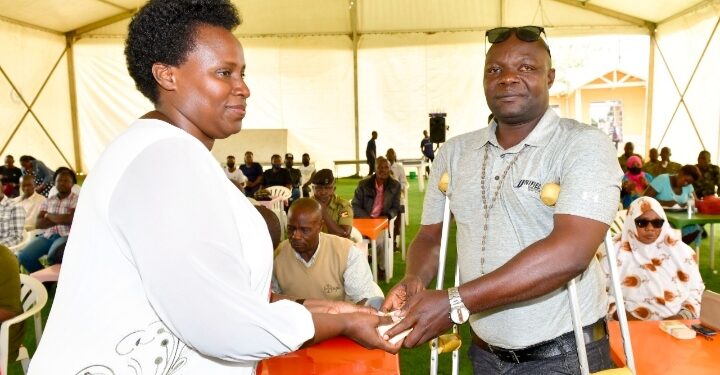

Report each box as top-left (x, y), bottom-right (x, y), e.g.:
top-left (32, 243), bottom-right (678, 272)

top-left (75, 321), bottom-right (188, 375)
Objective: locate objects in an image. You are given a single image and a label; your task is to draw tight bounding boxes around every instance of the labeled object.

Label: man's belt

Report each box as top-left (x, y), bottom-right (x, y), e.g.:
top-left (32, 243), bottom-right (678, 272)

top-left (471, 318), bottom-right (607, 364)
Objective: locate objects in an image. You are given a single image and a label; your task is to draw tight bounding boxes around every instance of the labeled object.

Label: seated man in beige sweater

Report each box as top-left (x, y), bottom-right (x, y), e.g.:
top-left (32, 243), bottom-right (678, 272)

top-left (273, 198), bottom-right (383, 309)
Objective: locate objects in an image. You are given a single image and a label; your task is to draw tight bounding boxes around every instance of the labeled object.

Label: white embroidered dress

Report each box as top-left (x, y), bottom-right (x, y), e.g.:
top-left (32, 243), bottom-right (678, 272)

top-left (29, 119), bottom-right (313, 375)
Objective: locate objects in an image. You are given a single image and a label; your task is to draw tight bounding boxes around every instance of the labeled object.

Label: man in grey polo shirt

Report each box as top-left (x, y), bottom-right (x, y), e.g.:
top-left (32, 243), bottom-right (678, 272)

top-left (382, 26), bottom-right (621, 374)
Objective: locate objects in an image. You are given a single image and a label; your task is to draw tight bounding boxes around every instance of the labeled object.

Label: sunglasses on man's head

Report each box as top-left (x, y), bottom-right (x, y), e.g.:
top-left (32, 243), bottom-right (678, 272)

top-left (485, 26), bottom-right (546, 44)
top-left (634, 218), bottom-right (665, 229)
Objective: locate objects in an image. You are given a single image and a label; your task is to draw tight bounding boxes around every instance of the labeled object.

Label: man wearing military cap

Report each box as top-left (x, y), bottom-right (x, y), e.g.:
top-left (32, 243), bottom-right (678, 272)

top-left (311, 169), bottom-right (353, 238)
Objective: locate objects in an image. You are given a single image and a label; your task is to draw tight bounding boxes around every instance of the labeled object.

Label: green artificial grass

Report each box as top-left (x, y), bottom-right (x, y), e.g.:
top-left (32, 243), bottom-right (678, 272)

top-left (7, 176), bottom-right (720, 375)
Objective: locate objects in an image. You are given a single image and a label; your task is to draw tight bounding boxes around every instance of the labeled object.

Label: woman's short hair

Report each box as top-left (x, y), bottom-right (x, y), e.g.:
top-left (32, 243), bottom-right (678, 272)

top-left (54, 167), bottom-right (77, 185)
top-left (125, 0), bottom-right (241, 103)
top-left (680, 164), bottom-right (701, 181)
top-left (19, 155), bottom-right (36, 163)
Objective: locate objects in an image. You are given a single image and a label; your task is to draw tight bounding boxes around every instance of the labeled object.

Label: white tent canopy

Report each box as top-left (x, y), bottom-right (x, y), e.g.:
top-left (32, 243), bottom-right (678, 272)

top-left (1, 0), bottom-right (718, 175)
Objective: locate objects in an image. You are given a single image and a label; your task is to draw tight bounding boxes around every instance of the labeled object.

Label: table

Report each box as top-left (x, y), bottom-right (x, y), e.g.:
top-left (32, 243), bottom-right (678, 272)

top-left (609, 320), bottom-right (719, 374)
top-left (665, 211), bottom-right (720, 271)
top-left (256, 337), bottom-right (399, 375)
top-left (353, 217), bottom-right (390, 282)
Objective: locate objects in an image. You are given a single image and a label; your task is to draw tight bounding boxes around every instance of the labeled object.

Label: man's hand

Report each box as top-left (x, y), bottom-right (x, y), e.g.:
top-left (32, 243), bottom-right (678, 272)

top-left (384, 289), bottom-right (452, 348)
top-left (304, 299), bottom-right (376, 315)
top-left (342, 312), bottom-right (403, 353)
top-left (381, 274), bottom-right (425, 312)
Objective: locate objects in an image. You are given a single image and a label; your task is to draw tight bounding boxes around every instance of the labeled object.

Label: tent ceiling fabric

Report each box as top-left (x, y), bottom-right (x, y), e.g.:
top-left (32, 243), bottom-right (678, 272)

top-left (0, 0), bottom-right (711, 36)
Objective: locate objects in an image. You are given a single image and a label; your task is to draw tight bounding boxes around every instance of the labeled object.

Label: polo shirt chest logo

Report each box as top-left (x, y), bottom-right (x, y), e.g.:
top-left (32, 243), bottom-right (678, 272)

top-left (514, 179), bottom-right (542, 194)
top-left (322, 284), bottom-right (342, 295)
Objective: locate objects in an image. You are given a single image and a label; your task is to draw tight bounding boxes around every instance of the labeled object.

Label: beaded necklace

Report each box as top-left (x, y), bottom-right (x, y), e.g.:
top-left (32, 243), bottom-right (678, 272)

top-left (479, 143), bottom-right (528, 274)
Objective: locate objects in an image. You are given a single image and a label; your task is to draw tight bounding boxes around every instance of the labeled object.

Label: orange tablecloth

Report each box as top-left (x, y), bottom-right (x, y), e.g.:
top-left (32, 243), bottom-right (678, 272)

top-left (256, 337), bottom-right (399, 375)
top-left (609, 320), bottom-right (719, 374)
top-left (353, 217), bottom-right (389, 241)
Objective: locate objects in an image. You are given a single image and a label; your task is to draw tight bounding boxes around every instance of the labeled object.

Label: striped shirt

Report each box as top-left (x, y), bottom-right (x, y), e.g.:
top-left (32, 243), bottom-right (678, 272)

top-left (0, 196), bottom-right (25, 247)
top-left (41, 192), bottom-right (78, 238)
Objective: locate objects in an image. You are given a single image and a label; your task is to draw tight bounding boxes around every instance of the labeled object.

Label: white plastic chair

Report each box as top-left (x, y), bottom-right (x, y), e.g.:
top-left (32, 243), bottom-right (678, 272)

top-left (0, 274), bottom-right (49, 375)
top-left (265, 186), bottom-right (291, 211)
top-left (265, 186), bottom-right (291, 239)
top-left (567, 233), bottom-right (635, 375)
top-left (350, 227), bottom-right (369, 259)
top-left (8, 229), bottom-right (42, 255)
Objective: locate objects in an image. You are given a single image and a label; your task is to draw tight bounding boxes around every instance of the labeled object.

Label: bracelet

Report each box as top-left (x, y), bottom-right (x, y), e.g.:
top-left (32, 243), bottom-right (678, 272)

top-left (295, 298), bottom-right (305, 306)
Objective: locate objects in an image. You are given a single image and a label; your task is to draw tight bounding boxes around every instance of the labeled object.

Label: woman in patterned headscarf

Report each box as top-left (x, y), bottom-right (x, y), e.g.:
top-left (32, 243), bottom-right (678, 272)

top-left (604, 196), bottom-right (704, 320)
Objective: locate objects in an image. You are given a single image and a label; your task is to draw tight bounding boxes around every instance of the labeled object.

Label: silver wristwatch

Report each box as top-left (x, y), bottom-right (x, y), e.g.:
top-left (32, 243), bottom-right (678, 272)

top-left (448, 287), bottom-right (470, 324)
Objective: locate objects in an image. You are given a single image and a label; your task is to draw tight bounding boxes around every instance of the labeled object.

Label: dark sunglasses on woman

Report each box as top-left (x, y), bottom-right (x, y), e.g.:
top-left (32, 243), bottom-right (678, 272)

top-left (634, 218), bottom-right (665, 229)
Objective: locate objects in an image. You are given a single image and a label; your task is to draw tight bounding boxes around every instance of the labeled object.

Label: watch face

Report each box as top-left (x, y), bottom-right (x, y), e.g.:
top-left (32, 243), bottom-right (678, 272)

top-left (450, 307), bottom-right (470, 324)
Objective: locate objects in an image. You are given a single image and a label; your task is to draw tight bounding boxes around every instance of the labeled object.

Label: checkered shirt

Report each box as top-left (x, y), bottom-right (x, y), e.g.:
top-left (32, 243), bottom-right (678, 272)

top-left (41, 192), bottom-right (78, 238)
top-left (0, 196), bottom-right (25, 247)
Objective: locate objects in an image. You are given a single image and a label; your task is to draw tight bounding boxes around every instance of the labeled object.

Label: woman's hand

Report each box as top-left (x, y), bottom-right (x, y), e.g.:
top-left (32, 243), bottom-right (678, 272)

top-left (342, 312), bottom-right (403, 353)
top-left (381, 274), bottom-right (426, 313)
top-left (304, 299), bottom-right (376, 315)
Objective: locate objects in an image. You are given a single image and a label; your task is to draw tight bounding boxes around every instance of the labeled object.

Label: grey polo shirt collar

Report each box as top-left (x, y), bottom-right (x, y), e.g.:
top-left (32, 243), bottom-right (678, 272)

top-left (472, 108), bottom-right (559, 152)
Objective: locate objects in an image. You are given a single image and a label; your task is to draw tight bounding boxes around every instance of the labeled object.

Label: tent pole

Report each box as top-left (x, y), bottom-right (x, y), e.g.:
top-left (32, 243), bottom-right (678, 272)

top-left (350, 0), bottom-right (361, 177)
top-left (66, 33), bottom-right (83, 173)
top-left (644, 30), bottom-right (655, 156)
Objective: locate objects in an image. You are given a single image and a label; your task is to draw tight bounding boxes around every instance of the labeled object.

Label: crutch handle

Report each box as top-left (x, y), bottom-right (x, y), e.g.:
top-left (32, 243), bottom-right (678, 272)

top-left (430, 332), bottom-right (462, 354)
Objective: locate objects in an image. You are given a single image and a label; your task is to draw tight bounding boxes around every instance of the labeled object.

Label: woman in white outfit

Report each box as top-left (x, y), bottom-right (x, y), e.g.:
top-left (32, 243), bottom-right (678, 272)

top-left (29, 1), bottom-right (397, 374)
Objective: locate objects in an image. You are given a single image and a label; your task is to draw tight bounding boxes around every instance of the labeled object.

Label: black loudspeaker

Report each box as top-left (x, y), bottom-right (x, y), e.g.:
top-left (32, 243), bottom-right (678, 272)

top-left (429, 114), bottom-right (446, 143)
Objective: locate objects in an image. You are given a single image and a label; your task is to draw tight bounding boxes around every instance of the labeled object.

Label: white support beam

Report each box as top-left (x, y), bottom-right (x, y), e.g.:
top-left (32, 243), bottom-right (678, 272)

top-left (553, 0), bottom-right (656, 31)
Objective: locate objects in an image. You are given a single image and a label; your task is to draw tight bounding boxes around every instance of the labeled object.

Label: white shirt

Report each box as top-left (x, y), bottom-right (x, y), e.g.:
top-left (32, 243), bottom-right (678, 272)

top-left (298, 164), bottom-right (315, 186)
top-left (389, 162), bottom-right (408, 193)
top-left (29, 119), bottom-right (314, 375)
top-left (224, 166), bottom-right (248, 186)
top-left (11, 192), bottom-right (46, 230)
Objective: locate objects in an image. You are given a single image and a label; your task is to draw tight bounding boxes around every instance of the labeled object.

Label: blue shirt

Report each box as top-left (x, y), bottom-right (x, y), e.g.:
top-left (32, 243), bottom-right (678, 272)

top-left (649, 173), bottom-right (694, 204)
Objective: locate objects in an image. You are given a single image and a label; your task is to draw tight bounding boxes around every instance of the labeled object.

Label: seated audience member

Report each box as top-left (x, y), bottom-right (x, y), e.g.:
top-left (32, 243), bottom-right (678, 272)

top-left (284, 153), bottom-right (301, 202)
top-left (694, 150), bottom-right (720, 198)
top-left (643, 148), bottom-right (661, 177)
top-left (0, 244), bottom-right (25, 361)
top-left (47, 167), bottom-right (81, 197)
top-left (240, 151), bottom-right (263, 197)
top-left (18, 168), bottom-right (78, 273)
top-left (386, 148), bottom-right (407, 194)
top-left (621, 156), bottom-right (653, 208)
top-left (0, 186), bottom-right (25, 247)
top-left (19, 155), bottom-right (55, 197)
top-left (273, 198), bottom-right (383, 309)
top-left (262, 154), bottom-right (292, 190)
top-left (644, 164), bottom-right (702, 244)
top-left (11, 175), bottom-right (46, 230)
top-left (0, 154), bottom-right (22, 197)
top-left (352, 156), bottom-right (401, 273)
top-left (617, 142), bottom-right (642, 173)
top-left (299, 153), bottom-right (316, 197)
top-left (311, 169), bottom-right (352, 238)
top-left (386, 148), bottom-right (407, 246)
top-left (602, 197), bottom-right (704, 320)
top-left (657, 146), bottom-right (682, 176)
top-left (224, 155), bottom-right (247, 192)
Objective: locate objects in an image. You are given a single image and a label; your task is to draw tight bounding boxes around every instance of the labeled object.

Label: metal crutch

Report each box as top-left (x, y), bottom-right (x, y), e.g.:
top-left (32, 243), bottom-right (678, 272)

top-left (430, 172), bottom-right (462, 375)
top-left (567, 232), bottom-right (636, 375)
